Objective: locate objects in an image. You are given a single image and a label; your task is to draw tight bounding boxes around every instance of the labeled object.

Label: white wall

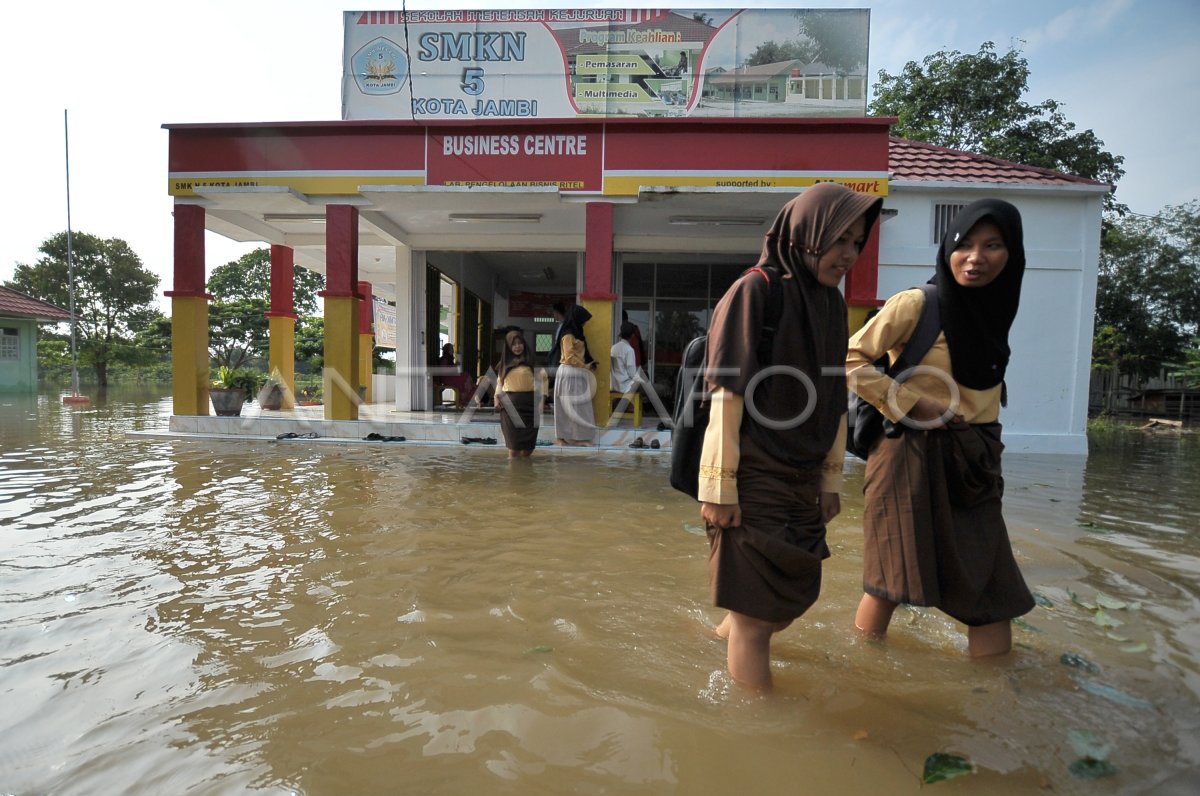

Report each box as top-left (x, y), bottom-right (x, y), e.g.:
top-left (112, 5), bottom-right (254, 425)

top-left (879, 185), bottom-right (1107, 454)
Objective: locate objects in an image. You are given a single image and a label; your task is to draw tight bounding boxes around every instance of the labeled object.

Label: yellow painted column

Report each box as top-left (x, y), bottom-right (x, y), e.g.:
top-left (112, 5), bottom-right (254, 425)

top-left (848, 305), bottom-right (874, 336)
top-left (358, 333), bottom-right (374, 403)
top-left (171, 295), bottom-right (210, 416)
top-left (581, 297), bottom-right (614, 427)
top-left (267, 315), bottom-right (296, 410)
top-left (323, 295), bottom-right (360, 420)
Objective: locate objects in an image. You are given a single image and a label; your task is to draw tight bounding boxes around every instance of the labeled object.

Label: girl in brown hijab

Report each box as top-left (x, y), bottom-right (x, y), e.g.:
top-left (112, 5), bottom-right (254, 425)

top-left (700, 183), bottom-right (883, 691)
top-left (846, 198), bottom-right (1034, 657)
top-left (495, 330), bottom-right (547, 458)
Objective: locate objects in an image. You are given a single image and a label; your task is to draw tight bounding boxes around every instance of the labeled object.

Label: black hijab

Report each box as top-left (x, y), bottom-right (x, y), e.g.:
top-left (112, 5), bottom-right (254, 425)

top-left (934, 199), bottom-right (1026, 390)
top-left (549, 304), bottom-right (594, 366)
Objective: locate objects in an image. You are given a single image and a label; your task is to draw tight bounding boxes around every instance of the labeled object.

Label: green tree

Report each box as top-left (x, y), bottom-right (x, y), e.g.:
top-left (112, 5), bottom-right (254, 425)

top-left (797, 10), bottom-right (867, 74)
top-left (870, 41), bottom-right (1125, 213)
top-left (5, 231), bottom-right (159, 387)
top-left (295, 315), bottom-right (325, 371)
top-left (1168, 338), bottom-right (1200, 389)
top-left (206, 248), bottom-right (325, 370)
top-left (1094, 201), bottom-right (1200, 380)
top-left (746, 40), bottom-right (812, 67)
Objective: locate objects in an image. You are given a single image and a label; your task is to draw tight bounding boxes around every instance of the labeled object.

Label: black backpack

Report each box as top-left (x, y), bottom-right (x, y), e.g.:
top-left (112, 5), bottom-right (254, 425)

top-left (846, 283), bottom-right (941, 459)
top-left (669, 265), bottom-right (784, 499)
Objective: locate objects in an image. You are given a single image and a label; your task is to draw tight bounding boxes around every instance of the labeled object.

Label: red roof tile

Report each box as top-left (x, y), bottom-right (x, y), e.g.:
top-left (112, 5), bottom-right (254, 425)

top-left (888, 137), bottom-right (1108, 187)
top-left (0, 286), bottom-right (72, 322)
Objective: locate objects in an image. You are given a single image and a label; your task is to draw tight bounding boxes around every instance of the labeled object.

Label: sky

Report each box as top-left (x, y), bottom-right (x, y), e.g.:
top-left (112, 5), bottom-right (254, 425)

top-left (1, 0), bottom-right (1196, 310)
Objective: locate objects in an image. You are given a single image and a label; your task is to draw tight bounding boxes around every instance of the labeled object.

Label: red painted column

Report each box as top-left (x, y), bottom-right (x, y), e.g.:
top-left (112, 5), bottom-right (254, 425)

top-left (323, 206), bottom-right (360, 298)
top-left (844, 227), bottom-right (882, 306)
top-left (267, 244), bottom-right (297, 318)
top-left (164, 204), bottom-right (211, 416)
top-left (266, 244), bottom-right (298, 410)
top-left (320, 205), bottom-right (361, 419)
top-left (357, 280), bottom-right (375, 404)
top-left (582, 202), bottom-right (617, 426)
top-left (166, 204), bottom-right (207, 298)
top-left (357, 280), bottom-right (374, 334)
top-left (582, 202), bottom-right (617, 301)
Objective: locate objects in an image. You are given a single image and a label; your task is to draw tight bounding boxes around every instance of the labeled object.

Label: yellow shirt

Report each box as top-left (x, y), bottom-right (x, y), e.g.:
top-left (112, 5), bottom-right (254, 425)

top-left (846, 288), bottom-right (1001, 424)
top-left (559, 334), bottom-right (588, 368)
top-left (697, 388), bottom-right (847, 505)
top-left (499, 364), bottom-right (547, 394)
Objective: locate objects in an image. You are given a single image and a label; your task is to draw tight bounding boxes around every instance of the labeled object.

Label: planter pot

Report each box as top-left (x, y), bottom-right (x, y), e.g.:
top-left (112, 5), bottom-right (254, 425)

top-left (210, 387), bottom-right (247, 417)
top-left (258, 383), bottom-right (284, 411)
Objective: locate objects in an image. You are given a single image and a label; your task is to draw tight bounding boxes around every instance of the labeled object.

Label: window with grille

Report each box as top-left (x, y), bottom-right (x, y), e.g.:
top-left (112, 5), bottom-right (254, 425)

top-left (0, 327), bottom-right (18, 361)
top-left (535, 333), bottom-right (553, 355)
top-left (933, 203), bottom-right (966, 244)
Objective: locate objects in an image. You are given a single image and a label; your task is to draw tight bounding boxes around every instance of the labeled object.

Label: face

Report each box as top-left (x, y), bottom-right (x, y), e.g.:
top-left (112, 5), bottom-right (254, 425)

top-left (813, 215), bottom-right (868, 288)
top-left (949, 219), bottom-right (1008, 288)
top-left (510, 338), bottom-right (525, 355)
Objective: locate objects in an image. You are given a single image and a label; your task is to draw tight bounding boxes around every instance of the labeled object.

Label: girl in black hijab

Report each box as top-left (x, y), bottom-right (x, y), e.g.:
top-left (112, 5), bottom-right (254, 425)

top-left (845, 198), bottom-right (1034, 657)
top-left (700, 183), bottom-right (883, 691)
top-left (552, 304), bottom-right (596, 446)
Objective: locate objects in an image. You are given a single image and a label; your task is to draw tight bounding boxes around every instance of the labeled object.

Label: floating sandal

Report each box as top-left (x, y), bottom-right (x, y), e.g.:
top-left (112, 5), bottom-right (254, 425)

top-left (364, 432), bottom-right (406, 442)
top-left (276, 431), bottom-right (319, 439)
top-left (629, 437), bottom-right (646, 449)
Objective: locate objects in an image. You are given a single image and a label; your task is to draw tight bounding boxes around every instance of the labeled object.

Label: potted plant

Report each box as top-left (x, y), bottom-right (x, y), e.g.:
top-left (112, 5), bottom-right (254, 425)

top-left (210, 366), bottom-right (259, 417)
top-left (257, 367), bottom-right (286, 411)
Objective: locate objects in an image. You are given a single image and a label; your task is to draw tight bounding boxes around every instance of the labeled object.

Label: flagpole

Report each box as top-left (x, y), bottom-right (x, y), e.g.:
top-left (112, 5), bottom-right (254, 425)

top-left (63, 109), bottom-right (89, 406)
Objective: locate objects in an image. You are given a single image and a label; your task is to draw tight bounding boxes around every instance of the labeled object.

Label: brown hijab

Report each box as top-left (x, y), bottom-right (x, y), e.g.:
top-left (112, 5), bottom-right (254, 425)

top-left (497, 330), bottom-right (531, 382)
top-left (706, 183), bottom-right (883, 466)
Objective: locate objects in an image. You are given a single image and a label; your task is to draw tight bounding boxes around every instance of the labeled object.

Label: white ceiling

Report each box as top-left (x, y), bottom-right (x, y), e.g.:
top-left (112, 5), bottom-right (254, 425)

top-left (188, 184), bottom-right (802, 298)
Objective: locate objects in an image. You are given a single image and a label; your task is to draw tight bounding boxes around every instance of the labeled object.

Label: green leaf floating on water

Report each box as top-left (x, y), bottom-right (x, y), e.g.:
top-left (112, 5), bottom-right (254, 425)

top-left (1012, 616), bottom-right (1042, 633)
top-left (1120, 642), bottom-right (1148, 654)
top-left (1093, 609), bottom-right (1124, 629)
top-left (1067, 588), bottom-right (1096, 611)
top-left (1076, 520), bottom-right (1114, 534)
top-left (1095, 591), bottom-right (1129, 610)
top-left (526, 645), bottom-right (553, 654)
top-left (1060, 652), bottom-right (1101, 674)
top-left (1069, 758), bottom-right (1118, 778)
top-left (1073, 674), bottom-right (1154, 710)
top-left (922, 753), bottom-right (974, 784)
top-left (1068, 728), bottom-right (1111, 761)
top-left (1032, 591), bottom-right (1054, 608)
top-left (681, 522), bottom-right (706, 536)
top-left (1105, 632), bottom-right (1131, 642)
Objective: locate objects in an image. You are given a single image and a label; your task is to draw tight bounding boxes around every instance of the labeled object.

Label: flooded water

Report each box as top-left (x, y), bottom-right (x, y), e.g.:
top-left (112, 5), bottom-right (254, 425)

top-left (2, 388), bottom-right (1198, 795)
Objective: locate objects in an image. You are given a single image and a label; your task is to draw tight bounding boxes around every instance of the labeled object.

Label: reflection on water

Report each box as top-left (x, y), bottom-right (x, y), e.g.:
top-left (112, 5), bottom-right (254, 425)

top-left (2, 389), bottom-right (1198, 794)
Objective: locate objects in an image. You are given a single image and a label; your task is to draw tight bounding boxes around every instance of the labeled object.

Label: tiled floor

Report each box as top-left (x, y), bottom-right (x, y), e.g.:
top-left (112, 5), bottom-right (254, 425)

top-left (138, 402), bottom-right (673, 452)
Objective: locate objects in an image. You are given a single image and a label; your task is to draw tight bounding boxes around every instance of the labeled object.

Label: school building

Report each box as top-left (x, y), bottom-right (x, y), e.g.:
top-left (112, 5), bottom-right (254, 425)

top-left (162, 9), bottom-right (1107, 454)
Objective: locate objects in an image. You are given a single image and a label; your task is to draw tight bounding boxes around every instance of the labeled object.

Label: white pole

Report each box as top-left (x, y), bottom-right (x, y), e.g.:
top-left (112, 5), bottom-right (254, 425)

top-left (64, 109), bottom-right (80, 396)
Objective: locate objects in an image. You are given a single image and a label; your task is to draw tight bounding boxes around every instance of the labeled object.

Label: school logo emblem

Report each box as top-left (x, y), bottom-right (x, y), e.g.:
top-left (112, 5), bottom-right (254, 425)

top-left (352, 37), bottom-right (408, 95)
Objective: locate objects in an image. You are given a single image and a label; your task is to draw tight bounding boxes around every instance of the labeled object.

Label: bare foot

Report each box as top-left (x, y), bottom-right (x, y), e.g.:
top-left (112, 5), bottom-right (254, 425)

top-left (714, 613), bottom-right (732, 640)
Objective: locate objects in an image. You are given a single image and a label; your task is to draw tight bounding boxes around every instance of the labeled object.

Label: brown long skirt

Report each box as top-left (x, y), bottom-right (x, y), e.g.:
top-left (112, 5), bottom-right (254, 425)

top-left (499, 390), bottom-right (538, 452)
top-left (861, 423), bottom-right (1034, 627)
top-left (706, 436), bottom-right (829, 623)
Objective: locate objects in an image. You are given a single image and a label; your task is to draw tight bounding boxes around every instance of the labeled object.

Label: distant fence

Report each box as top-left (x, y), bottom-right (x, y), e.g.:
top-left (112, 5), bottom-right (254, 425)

top-left (1089, 369), bottom-right (1199, 420)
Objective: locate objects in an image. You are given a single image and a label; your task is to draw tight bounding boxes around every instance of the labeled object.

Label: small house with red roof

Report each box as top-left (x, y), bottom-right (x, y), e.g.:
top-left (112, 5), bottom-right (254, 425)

top-left (0, 286), bottom-right (72, 393)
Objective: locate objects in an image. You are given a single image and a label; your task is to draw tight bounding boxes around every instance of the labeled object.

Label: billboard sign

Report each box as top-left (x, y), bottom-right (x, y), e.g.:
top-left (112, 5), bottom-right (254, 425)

top-left (342, 8), bottom-right (869, 120)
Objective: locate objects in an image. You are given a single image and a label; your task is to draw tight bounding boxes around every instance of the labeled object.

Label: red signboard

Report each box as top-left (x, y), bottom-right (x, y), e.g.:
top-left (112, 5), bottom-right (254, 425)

top-left (426, 124), bottom-right (604, 191)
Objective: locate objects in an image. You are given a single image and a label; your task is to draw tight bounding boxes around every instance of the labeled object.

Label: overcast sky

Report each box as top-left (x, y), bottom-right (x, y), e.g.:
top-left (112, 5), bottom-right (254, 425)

top-left (1, 0), bottom-right (1195, 308)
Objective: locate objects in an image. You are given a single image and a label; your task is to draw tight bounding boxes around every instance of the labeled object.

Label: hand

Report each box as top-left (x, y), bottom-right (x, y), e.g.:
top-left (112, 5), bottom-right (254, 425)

top-left (701, 502), bottom-right (742, 529)
top-left (819, 492), bottom-right (841, 524)
top-left (907, 396), bottom-right (962, 429)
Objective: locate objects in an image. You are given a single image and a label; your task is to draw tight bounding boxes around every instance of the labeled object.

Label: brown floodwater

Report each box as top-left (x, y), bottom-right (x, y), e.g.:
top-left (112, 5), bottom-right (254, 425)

top-left (1, 389), bottom-right (1198, 795)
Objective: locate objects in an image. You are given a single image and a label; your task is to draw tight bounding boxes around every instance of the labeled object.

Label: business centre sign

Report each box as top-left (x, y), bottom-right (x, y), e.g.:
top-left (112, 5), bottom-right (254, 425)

top-left (342, 8), bottom-right (869, 120)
